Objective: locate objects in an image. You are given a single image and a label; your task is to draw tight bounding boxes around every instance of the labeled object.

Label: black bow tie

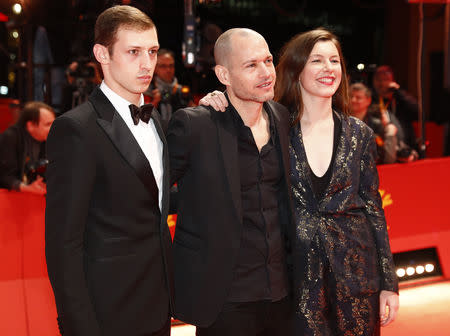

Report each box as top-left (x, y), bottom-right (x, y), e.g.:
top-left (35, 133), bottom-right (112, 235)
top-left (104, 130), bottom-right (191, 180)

top-left (129, 104), bottom-right (153, 125)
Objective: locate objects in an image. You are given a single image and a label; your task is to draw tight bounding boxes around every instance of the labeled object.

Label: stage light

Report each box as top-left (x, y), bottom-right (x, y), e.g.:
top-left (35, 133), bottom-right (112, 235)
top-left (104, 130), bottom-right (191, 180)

top-left (406, 267), bottom-right (415, 276)
top-left (357, 63), bottom-right (365, 71)
top-left (416, 265), bottom-right (425, 274)
top-left (12, 3), bottom-right (22, 15)
top-left (425, 264), bottom-right (435, 273)
top-left (186, 52), bottom-right (195, 65)
top-left (393, 247), bottom-right (442, 282)
top-left (0, 86), bottom-right (8, 95)
top-left (11, 30), bottom-right (19, 39)
top-left (396, 268), bottom-right (406, 277)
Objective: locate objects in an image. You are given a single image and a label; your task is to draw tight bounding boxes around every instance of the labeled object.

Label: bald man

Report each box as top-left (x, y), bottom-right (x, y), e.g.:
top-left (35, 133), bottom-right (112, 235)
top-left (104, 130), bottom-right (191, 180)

top-left (167, 28), bottom-right (293, 335)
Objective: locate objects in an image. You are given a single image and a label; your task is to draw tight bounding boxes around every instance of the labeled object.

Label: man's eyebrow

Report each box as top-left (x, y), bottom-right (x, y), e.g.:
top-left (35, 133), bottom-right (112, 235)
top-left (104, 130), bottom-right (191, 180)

top-left (242, 54), bottom-right (273, 65)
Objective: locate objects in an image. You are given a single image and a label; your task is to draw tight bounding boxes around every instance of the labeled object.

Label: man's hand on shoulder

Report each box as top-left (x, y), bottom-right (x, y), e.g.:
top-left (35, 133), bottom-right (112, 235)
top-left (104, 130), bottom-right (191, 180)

top-left (199, 91), bottom-right (228, 112)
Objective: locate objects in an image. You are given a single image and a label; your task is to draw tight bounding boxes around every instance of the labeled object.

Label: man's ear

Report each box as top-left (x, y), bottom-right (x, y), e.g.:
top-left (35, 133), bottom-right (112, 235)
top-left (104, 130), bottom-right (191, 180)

top-left (214, 65), bottom-right (230, 86)
top-left (93, 44), bottom-right (110, 64)
top-left (25, 120), bottom-right (34, 134)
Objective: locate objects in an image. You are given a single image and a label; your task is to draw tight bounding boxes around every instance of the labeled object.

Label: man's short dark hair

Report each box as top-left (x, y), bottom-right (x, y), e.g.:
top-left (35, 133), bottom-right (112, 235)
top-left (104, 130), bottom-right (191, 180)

top-left (17, 101), bottom-right (55, 128)
top-left (374, 65), bottom-right (395, 78)
top-left (95, 5), bottom-right (156, 55)
top-left (158, 48), bottom-right (175, 59)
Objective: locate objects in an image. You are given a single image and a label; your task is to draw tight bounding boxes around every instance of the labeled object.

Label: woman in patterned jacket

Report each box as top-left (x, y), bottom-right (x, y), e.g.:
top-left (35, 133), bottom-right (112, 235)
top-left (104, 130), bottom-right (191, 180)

top-left (275, 28), bottom-right (399, 336)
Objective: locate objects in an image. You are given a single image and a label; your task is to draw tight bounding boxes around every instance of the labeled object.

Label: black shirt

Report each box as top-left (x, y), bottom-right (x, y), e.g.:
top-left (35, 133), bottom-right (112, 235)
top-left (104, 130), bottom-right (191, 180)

top-left (309, 112), bottom-right (341, 199)
top-left (227, 105), bottom-right (289, 302)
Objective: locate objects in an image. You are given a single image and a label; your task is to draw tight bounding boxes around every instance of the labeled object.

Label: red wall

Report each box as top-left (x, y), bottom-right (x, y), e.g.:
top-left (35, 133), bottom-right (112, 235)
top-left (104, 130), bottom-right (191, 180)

top-left (1, 157), bottom-right (450, 334)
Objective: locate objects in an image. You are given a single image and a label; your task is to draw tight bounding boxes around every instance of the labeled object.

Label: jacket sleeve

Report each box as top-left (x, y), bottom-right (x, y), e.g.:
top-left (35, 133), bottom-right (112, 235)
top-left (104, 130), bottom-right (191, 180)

top-left (0, 127), bottom-right (23, 190)
top-left (359, 131), bottom-right (399, 293)
top-left (45, 116), bottom-right (101, 336)
top-left (166, 108), bottom-right (193, 186)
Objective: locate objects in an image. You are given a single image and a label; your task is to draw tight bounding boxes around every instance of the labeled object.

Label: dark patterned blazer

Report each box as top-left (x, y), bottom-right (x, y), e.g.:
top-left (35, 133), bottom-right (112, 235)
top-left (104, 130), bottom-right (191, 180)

top-left (289, 112), bottom-right (398, 299)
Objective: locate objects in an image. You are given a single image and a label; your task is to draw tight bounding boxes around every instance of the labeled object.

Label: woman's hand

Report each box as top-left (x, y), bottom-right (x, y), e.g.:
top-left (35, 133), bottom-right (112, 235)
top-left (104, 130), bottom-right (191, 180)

top-left (380, 290), bottom-right (399, 326)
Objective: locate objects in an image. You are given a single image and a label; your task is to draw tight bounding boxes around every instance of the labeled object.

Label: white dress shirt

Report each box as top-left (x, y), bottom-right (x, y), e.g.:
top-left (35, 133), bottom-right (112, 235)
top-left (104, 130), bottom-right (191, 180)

top-left (100, 82), bottom-right (163, 211)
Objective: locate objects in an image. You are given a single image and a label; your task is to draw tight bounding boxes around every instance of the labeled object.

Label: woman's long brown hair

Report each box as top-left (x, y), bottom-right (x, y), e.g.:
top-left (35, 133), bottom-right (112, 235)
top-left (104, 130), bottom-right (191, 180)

top-left (274, 28), bottom-right (350, 126)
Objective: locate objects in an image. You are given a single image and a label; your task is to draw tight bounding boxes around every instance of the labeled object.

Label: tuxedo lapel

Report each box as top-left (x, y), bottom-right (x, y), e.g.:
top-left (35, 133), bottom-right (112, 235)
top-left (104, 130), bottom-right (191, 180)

top-left (89, 88), bottom-right (159, 204)
top-left (214, 107), bottom-right (242, 222)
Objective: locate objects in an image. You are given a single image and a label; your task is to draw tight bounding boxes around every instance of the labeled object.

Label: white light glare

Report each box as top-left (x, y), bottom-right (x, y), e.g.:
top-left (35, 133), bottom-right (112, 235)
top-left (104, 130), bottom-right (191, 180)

top-left (416, 265), bottom-right (425, 274)
top-left (0, 86), bottom-right (8, 95)
top-left (12, 31), bottom-right (19, 39)
top-left (357, 63), bottom-right (365, 71)
top-left (187, 52), bottom-right (195, 65)
top-left (425, 264), bottom-right (435, 273)
top-left (406, 267), bottom-right (415, 276)
top-left (396, 268), bottom-right (406, 277)
top-left (12, 3), bottom-right (22, 15)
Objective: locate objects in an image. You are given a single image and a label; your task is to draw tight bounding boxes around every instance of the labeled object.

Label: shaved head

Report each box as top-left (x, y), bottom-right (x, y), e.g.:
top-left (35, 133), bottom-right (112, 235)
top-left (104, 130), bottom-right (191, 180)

top-left (213, 27), bottom-right (275, 108)
top-left (214, 28), bottom-right (265, 67)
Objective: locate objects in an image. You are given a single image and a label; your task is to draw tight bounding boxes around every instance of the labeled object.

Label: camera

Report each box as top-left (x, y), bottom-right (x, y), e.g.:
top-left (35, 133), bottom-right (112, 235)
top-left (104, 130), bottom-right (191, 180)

top-left (68, 57), bottom-right (96, 79)
top-left (24, 159), bottom-right (49, 183)
top-left (68, 57), bottom-right (98, 108)
top-left (160, 88), bottom-right (172, 104)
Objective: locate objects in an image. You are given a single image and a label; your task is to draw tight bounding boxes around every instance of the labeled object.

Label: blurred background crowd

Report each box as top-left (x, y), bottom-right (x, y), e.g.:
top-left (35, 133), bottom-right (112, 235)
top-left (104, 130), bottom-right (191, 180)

top-left (1, 0), bottom-right (450, 194)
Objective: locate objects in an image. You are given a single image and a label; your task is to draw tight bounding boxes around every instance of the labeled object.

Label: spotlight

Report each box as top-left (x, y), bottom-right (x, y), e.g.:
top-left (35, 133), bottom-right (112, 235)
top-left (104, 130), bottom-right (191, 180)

top-left (357, 63), bottom-right (365, 71)
top-left (0, 86), bottom-right (8, 95)
top-left (396, 268), bottom-right (406, 277)
top-left (416, 265), bottom-right (425, 274)
top-left (186, 52), bottom-right (195, 65)
top-left (12, 3), bottom-right (22, 15)
top-left (425, 264), bottom-right (435, 273)
top-left (393, 247), bottom-right (442, 282)
top-left (406, 267), bottom-right (415, 276)
top-left (12, 30), bottom-right (19, 39)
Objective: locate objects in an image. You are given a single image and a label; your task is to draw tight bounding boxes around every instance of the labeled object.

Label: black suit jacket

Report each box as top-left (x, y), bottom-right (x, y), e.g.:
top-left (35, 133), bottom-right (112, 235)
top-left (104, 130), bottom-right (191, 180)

top-left (0, 124), bottom-right (46, 190)
top-left (167, 100), bottom-right (293, 327)
top-left (45, 87), bottom-right (174, 336)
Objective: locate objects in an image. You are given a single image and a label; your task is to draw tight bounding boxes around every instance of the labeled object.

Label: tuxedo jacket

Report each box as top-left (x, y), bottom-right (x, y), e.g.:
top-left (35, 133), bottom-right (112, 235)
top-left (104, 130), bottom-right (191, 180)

top-left (45, 87), bottom-right (174, 336)
top-left (166, 100), bottom-right (293, 327)
top-left (289, 113), bottom-right (398, 300)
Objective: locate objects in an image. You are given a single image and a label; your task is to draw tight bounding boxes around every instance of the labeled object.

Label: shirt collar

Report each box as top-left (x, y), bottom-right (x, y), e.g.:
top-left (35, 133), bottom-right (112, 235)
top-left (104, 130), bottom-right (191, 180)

top-left (100, 81), bottom-right (144, 125)
top-left (228, 99), bottom-right (277, 141)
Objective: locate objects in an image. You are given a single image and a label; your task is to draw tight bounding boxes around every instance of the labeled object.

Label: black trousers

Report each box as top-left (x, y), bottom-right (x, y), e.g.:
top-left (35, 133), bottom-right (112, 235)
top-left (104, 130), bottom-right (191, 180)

top-left (151, 317), bottom-right (171, 336)
top-left (196, 296), bottom-right (293, 336)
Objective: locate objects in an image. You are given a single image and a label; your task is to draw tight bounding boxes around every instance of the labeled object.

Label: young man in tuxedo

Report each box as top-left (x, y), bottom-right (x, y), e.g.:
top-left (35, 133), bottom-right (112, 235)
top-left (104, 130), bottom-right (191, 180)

top-left (45, 6), bottom-right (173, 336)
top-left (167, 28), bottom-right (293, 335)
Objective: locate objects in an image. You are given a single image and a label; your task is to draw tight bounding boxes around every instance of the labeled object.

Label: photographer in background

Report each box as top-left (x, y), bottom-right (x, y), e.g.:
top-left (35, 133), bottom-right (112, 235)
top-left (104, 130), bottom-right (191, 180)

top-left (61, 58), bottom-right (103, 113)
top-left (145, 48), bottom-right (194, 131)
top-left (372, 65), bottom-right (419, 150)
top-left (0, 101), bottom-right (55, 195)
top-left (350, 83), bottom-right (418, 164)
